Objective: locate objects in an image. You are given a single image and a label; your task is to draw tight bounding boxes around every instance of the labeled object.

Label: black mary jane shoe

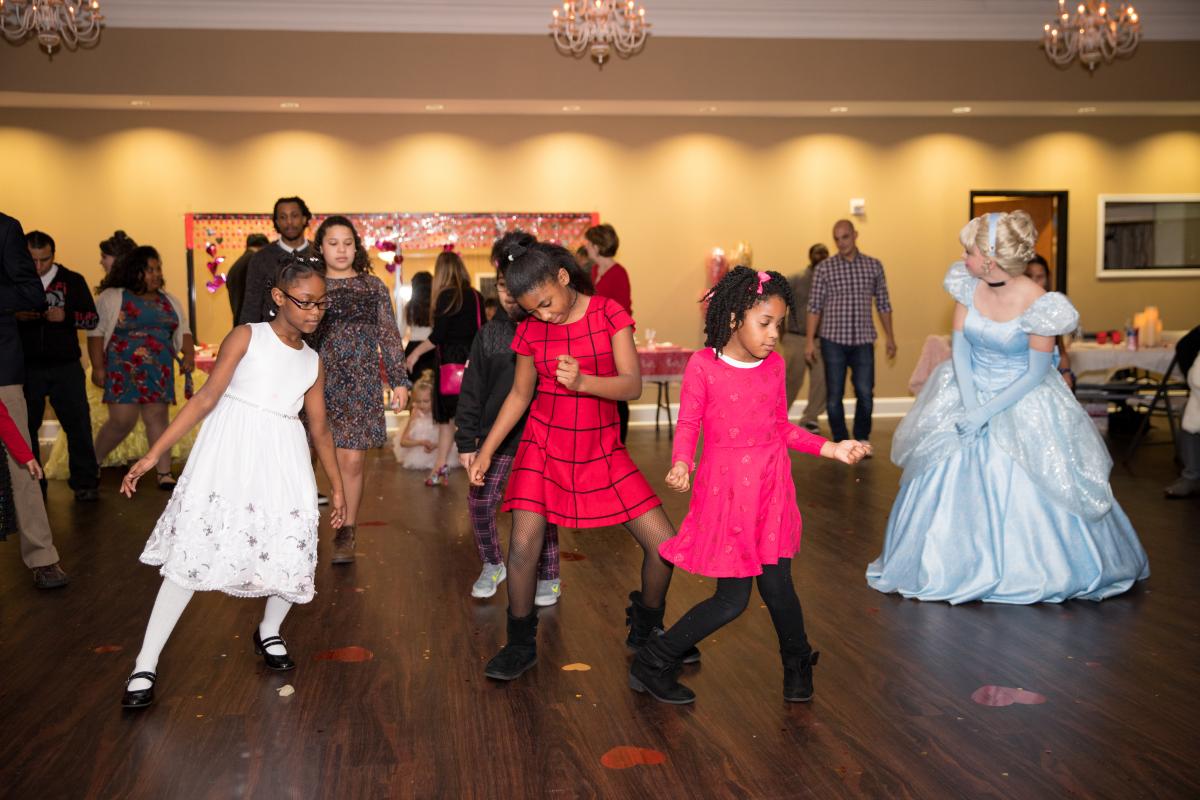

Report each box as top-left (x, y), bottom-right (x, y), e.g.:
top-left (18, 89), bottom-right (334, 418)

top-left (122, 671), bottom-right (157, 709)
top-left (253, 629), bottom-right (296, 671)
top-left (155, 471), bottom-right (177, 491)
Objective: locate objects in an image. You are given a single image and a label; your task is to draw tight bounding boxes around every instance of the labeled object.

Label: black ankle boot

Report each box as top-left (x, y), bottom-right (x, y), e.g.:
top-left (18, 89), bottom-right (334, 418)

top-left (625, 591), bottom-right (701, 664)
top-left (484, 610), bottom-right (539, 681)
top-left (782, 650), bottom-right (820, 702)
top-left (629, 631), bottom-right (696, 705)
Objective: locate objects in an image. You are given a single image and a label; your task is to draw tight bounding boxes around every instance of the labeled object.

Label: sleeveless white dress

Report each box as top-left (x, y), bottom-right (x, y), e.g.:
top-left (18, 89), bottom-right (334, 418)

top-left (141, 323), bottom-right (322, 603)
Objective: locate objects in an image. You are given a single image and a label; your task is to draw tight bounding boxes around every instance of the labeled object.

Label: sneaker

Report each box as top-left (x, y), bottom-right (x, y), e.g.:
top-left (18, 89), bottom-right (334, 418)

top-left (32, 563), bottom-right (69, 589)
top-left (471, 563), bottom-right (506, 598)
top-left (317, 494), bottom-right (329, 505)
top-left (534, 578), bottom-right (562, 607)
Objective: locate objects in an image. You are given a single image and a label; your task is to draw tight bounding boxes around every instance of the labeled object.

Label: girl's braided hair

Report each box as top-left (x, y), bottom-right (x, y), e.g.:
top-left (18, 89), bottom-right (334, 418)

top-left (701, 265), bottom-right (794, 354)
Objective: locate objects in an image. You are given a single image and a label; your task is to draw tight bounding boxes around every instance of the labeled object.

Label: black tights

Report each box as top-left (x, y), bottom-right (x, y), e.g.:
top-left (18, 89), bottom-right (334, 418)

top-left (660, 559), bottom-right (811, 658)
top-left (506, 507), bottom-right (676, 617)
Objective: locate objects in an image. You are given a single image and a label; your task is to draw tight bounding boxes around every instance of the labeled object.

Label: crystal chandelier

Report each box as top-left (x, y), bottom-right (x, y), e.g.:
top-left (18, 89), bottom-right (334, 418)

top-left (550, 0), bottom-right (650, 68)
top-left (0, 0), bottom-right (103, 53)
top-left (1043, 0), bottom-right (1140, 71)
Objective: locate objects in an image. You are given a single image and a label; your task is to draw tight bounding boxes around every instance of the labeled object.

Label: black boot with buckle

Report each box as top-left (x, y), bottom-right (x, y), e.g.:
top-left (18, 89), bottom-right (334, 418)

top-left (625, 590), bottom-right (700, 664)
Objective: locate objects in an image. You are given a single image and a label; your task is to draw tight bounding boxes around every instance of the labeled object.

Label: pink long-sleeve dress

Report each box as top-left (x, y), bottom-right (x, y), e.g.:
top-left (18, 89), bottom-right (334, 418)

top-left (659, 349), bottom-right (827, 578)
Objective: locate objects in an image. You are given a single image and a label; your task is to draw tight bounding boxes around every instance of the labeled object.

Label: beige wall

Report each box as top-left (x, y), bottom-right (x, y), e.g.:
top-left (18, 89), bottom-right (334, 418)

top-left (2, 110), bottom-right (1198, 397)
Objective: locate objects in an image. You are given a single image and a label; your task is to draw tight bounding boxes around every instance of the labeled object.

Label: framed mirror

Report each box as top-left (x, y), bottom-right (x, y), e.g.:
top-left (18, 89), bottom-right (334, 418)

top-left (970, 190), bottom-right (1069, 293)
top-left (1097, 195), bottom-right (1200, 279)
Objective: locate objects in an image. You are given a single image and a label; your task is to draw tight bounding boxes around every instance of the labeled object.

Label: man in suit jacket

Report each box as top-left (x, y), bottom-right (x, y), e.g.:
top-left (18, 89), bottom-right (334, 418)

top-left (236, 197), bottom-right (313, 325)
top-left (0, 212), bottom-right (68, 588)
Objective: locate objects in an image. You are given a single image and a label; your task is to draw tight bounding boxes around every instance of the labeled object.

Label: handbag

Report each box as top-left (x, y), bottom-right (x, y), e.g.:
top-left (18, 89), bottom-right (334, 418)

top-left (437, 290), bottom-right (482, 396)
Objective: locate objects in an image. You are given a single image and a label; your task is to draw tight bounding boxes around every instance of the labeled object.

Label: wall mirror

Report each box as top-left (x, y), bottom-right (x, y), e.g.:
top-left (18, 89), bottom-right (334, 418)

top-left (1098, 195), bottom-right (1200, 279)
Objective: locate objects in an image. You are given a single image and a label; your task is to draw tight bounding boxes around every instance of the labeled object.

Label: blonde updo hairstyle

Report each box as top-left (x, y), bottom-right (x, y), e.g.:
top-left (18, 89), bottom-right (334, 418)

top-left (959, 210), bottom-right (1038, 277)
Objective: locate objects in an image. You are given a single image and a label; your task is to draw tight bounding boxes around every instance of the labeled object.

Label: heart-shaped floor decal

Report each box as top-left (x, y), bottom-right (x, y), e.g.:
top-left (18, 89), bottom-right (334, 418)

top-left (971, 685), bottom-right (1047, 707)
top-left (601, 746), bottom-right (667, 769)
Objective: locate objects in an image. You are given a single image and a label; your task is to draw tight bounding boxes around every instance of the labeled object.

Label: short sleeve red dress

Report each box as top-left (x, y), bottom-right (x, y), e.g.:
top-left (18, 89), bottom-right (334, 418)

top-left (502, 295), bottom-right (661, 528)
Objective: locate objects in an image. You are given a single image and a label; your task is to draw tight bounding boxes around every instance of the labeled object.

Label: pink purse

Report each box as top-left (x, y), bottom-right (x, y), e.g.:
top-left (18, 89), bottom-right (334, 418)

top-left (437, 291), bottom-right (482, 396)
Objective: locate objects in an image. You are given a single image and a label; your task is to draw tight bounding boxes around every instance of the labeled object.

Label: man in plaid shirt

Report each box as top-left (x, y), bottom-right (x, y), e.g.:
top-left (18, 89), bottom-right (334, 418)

top-left (804, 220), bottom-right (897, 443)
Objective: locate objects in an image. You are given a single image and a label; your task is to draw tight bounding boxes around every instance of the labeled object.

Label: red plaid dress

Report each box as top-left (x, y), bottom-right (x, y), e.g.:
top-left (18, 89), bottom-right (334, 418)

top-left (503, 295), bottom-right (661, 527)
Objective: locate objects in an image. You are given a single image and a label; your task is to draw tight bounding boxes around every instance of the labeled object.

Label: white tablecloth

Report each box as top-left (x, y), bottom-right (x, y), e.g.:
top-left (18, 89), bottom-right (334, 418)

top-left (1068, 343), bottom-right (1176, 378)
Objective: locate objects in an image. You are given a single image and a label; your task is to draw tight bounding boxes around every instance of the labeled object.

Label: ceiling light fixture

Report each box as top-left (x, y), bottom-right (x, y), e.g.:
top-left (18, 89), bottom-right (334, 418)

top-left (699, 105), bottom-right (718, 113)
top-left (1043, 0), bottom-right (1140, 71)
top-left (1, 0), bottom-right (104, 54)
top-left (279, 102), bottom-right (301, 109)
top-left (1077, 106), bottom-right (1097, 113)
top-left (129, 99), bottom-right (150, 107)
top-left (550, 0), bottom-right (650, 69)
top-left (562, 105), bottom-right (582, 112)
top-left (829, 106), bottom-right (849, 113)
top-left (424, 103), bottom-right (445, 111)
top-left (952, 106), bottom-right (973, 114)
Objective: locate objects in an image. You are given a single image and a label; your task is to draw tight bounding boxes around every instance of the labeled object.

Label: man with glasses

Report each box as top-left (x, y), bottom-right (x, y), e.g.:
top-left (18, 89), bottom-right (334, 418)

top-left (237, 197), bottom-right (314, 325)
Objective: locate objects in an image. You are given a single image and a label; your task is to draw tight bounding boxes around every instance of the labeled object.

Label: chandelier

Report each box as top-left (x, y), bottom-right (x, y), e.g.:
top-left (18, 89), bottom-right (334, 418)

top-left (0, 0), bottom-right (103, 53)
top-left (550, 1), bottom-right (650, 68)
top-left (1043, 0), bottom-right (1140, 70)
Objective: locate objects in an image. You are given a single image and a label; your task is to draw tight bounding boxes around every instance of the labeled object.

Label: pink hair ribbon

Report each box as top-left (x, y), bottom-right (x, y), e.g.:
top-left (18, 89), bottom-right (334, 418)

top-left (756, 270), bottom-right (770, 294)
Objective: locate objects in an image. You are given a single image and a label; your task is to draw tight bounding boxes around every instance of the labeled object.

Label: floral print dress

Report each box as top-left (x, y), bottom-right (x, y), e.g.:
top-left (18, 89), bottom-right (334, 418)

top-left (103, 290), bottom-right (179, 404)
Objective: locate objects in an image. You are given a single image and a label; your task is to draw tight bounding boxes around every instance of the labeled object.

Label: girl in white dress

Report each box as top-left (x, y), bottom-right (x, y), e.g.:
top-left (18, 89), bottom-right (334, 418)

top-left (119, 257), bottom-right (346, 709)
top-left (393, 371), bottom-right (458, 472)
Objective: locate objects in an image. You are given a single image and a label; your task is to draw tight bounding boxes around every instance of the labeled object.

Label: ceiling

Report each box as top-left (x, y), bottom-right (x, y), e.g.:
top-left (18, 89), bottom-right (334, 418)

top-left (97, 0), bottom-right (1200, 41)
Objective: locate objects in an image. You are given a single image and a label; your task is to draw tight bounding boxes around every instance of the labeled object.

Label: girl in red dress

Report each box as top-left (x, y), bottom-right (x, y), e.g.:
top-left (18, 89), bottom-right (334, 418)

top-left (468, 235), bottom-right (690, 681)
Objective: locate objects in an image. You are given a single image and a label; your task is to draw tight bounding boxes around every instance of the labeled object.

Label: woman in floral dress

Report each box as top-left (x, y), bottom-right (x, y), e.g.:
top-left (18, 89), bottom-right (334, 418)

top-left (89, 246), bottom-right (194, 490)
top-left (306, 216), bottom-right (410, 564)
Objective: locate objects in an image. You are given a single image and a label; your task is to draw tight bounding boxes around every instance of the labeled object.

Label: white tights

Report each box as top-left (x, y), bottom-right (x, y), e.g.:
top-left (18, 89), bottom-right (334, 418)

top-left (127, 579), bottom-right (293, 691)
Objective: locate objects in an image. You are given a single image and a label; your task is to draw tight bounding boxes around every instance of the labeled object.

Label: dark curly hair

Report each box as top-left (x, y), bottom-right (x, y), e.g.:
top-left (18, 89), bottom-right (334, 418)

top-left (701, 265), bottom-right (794, 354)
top-left (496, 236), bottom-right (593, 300)
top-left (98, 245), bottom-right (163, 295)
top-left (314, 215), bottom-right (371, 274)
top-left (99, 229), bottom-right (137, 259)
top-left (491, 229), bottom-right (536, 275)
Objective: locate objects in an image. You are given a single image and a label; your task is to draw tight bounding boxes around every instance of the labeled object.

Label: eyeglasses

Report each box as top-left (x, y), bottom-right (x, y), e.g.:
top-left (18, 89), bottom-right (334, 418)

top-left (281, 291), bottom-right (330, 311)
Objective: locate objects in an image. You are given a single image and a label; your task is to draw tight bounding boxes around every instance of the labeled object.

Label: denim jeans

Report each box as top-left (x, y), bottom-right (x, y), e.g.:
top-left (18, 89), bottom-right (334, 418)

top-left (820, 340), bottom-right (875, 442)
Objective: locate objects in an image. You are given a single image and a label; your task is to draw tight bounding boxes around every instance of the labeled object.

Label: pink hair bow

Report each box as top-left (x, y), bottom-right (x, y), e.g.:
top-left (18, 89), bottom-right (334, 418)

top-left (442, 243), bottom-right (456, 253)
top-left (756, 270), bottom-right (770, 294)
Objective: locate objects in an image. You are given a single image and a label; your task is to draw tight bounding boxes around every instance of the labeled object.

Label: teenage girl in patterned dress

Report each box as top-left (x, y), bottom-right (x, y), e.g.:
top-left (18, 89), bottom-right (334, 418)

top-left (467, 237), bottom-right (692, 681)
top-left (629, 267), bottom-right (869, 705)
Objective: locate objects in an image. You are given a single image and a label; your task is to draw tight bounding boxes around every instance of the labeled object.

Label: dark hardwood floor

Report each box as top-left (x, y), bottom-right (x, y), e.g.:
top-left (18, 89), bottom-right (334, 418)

top-left (0, 420), bottom-right (1197, 799)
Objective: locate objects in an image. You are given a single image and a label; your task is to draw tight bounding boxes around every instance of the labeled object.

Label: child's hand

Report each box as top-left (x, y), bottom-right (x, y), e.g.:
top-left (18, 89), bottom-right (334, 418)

top-left (459, 452), bottom-right (476, 471)
top-left (469, 452), bottom-right (492, 486)
top-left (328, 490), bottom-right (347, 529)
top-left (121, 455), bottom-right (157, 497)
top-left (23, 459), bottom-right (43, 480)
top-left (90, 366), bottom-right (106, 388)
top-left (555, 354), bottom-right (585, 392)
top-left (665, 461), bottom-right (691, 492)
top-left (422, 440), bottom-right (437, 452)
top-left (828, 439), bottom-right (871, 464)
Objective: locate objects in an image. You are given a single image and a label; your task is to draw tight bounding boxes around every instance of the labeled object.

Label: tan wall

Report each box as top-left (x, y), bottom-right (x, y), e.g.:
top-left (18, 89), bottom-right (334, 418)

top-left (2, 110), bottom-right (1198, 397)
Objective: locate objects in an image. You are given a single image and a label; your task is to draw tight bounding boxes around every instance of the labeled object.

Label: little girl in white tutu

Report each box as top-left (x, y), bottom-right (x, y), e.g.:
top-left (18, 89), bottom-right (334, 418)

top-left (394, 371), bottom-right (458, 475)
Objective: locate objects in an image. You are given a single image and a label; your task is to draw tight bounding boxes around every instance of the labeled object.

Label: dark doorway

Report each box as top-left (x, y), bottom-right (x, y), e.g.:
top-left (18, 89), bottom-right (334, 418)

top-left (970, 190), bottom-right (1069, 293)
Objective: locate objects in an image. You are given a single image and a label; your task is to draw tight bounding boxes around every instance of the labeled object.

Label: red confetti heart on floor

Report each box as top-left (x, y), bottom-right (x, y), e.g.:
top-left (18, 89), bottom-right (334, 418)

top-left (600, 746), bottom-right (667, 769)
top-left (313, 646), bottom-right (374, 662)
top-left (561, 552), bottom-right (587, 561)
top-left (92, 645), bottom-right (123, 654)
top-left (971, 686), bottom-right (1047, 707)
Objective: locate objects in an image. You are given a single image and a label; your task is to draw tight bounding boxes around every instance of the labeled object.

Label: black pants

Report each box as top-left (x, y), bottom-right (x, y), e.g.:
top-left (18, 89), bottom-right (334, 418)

top-left (617, 400), bottom-right (630, 443)
top-left (660, 558), bottom-right (811, 658)
top-left (23, 360), bottom-right (99, 491)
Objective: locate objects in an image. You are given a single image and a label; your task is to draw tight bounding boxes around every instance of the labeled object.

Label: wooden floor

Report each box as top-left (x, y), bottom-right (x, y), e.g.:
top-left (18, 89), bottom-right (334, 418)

top-left (0, 419), bottom-right (1197, 800)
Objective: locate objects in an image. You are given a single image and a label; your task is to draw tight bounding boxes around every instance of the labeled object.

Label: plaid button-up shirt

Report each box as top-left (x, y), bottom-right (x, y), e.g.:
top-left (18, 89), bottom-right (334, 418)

top-left (807, 251), bottom-right (892, 346)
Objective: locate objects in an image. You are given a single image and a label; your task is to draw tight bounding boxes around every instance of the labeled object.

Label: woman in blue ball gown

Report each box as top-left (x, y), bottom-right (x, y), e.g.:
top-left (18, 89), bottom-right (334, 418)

top-left (867, 211), bottom-right (1149, 604)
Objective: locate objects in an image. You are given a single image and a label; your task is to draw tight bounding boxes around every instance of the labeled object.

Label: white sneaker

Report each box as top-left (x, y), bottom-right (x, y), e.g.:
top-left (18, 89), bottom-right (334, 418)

top-left (534, 578), bottom-right (562, 607)
top-left (471, 563), bottom-right (506, 598)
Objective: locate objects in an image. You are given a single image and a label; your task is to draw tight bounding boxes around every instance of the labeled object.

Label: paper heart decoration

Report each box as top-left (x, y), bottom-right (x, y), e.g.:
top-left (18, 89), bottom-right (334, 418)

top-left (205, 275), bottom-right (226, 293)
top-left (215, 236), bottom-right (223, 244)
top-left (205, 243), bottom-right (217, 257)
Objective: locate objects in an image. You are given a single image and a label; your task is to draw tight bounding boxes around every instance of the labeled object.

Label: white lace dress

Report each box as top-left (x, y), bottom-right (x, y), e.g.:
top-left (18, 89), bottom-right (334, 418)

top-left (140, 323), bottom-right (322, 603)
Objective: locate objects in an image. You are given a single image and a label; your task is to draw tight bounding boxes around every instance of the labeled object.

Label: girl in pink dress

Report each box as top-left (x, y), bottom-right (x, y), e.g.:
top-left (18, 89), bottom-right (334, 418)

top-left (632, 267), bottom-right (869, 705)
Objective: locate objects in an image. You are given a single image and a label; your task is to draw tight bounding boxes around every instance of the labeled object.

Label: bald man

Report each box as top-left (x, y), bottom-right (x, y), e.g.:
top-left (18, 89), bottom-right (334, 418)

top-left (804, 220), bottom-right (896, 444)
